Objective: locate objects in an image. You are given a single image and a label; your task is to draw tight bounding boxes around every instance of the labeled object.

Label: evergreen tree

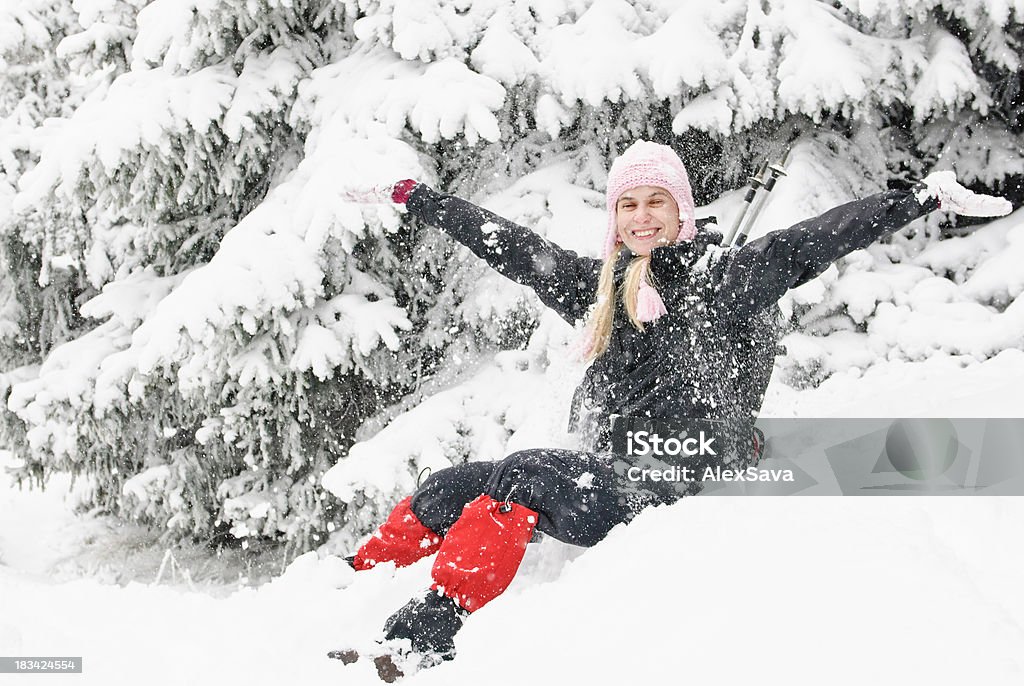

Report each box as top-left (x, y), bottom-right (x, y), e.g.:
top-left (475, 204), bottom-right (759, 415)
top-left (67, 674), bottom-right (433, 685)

top-left (1, 0), bottom-right (1021, 553)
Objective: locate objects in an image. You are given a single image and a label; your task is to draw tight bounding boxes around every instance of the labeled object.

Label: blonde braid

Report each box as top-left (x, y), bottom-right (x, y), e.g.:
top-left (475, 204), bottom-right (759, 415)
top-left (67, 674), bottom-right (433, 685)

top-left (584, 246), bottom-right (654, 361)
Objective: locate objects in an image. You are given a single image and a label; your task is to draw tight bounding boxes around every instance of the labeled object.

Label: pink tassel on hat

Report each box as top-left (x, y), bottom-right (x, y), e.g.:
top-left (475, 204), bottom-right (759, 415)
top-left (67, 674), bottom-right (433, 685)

top-left (574, 272), bottom-right (666, 362)
top-left (635, 275), bottom-right (668, 322)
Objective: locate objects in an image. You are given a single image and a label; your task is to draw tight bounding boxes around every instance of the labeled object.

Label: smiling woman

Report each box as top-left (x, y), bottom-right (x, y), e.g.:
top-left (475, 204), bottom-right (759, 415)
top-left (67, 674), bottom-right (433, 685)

top-left (336, 141), bottom-right (1011, 679)
top-left (588, 142), bottom-right (699, 359)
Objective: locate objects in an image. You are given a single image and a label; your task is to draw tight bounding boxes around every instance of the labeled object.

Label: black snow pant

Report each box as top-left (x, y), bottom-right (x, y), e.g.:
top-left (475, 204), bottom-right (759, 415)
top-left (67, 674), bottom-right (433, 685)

top-left (378, 449), bottom-right (704, 661)
top-left (410, 448), bottom-right (685, 549)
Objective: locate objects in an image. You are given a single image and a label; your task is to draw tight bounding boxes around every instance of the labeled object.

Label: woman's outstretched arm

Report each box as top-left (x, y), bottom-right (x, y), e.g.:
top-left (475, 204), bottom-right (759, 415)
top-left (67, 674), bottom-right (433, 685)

top-left (720, 174), bottom-right (1012, 316)
top-left (399, 182), bottom-right (601, 324)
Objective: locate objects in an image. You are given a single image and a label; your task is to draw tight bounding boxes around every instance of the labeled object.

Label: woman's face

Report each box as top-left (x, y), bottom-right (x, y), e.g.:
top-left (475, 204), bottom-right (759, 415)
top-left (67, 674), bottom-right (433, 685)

top-left (614, 185), bottom-right (681, 256)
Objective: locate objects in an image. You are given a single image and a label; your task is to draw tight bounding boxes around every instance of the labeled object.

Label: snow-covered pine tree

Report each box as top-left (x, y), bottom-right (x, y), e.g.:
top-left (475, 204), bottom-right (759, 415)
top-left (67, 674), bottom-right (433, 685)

top-left (1, 0), bottom-right (365, 551)
top-left (1, 0), bottom-right (1021, 554)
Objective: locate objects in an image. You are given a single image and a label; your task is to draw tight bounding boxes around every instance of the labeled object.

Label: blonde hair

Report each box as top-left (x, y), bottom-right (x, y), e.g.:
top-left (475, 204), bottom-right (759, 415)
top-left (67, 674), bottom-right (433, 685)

top-left (584, 245), bottom-right (655, 360)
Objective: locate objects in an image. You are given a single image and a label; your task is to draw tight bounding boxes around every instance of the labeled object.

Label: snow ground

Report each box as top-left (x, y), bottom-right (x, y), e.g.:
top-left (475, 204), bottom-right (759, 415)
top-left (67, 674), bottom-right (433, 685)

top-left (763, 348), bottom-right (1024, 418)
top-left (2, 357), bottom-right (1023, 686)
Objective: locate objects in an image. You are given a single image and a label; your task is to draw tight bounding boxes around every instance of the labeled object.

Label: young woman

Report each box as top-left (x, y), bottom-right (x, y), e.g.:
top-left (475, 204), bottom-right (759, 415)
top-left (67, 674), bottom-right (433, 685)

top-left (336, 142), bottom-right (1010, 679)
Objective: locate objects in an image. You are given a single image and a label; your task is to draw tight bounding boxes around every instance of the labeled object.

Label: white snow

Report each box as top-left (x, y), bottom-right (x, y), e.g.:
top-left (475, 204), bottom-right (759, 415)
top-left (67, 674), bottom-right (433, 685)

top-left (637, 2), bottom-right (732, 98)
top-left (2, 440), bottom-right (1023, 685)
top-left (910, 29), bottom-right (991, 121)
top-left (764, 349), bottom-right (1024, 419)
top-left (672, 85), bottom-right (735, 136)
top-left (468, 10), bottom-right (539, 84)
top-left (541, 0), bottom-right (645, 107)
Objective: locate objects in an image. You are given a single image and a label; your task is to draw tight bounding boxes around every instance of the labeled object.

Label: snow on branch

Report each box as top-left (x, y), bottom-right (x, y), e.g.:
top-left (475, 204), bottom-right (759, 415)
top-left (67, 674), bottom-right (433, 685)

top-left (540, 0), bottom-right (644, 107)
top-left (635, 1), bottom-right (734, 99)
top-left (13, 48), bottom-right (307, 216)
top-left (0, 2), bottom-right (54, 54)
top-left (910, 28), bottom-right (991, 121)
top-left (469, 9), bottom-right (540, 85)
top-left (296, 47), bottom-right (505, 145)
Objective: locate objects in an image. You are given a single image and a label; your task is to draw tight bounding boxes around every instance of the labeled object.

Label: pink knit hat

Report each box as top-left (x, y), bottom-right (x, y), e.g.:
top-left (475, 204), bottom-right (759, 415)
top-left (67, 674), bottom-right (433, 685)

top-left (604, 141), bottom-right (697, 259)
top-left (602, 141), bottom-right (697, 322)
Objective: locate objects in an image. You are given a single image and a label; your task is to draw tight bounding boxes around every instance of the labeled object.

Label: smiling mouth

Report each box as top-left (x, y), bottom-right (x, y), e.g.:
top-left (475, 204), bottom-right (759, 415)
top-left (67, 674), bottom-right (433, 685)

top-left (631, 227), bottom-right (660, 240)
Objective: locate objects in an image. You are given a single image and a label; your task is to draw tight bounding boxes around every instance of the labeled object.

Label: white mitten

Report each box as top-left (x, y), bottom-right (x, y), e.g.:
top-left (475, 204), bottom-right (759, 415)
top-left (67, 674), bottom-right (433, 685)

top-left (339, 182), bottom-right (396, 204)
top-left (918, 171), bottom-right (1013, 217)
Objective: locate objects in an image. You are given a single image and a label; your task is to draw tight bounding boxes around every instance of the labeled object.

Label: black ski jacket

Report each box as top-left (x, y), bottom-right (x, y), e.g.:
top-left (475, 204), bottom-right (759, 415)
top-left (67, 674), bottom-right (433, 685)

top-left (405, 184), bottom-right (937, 450)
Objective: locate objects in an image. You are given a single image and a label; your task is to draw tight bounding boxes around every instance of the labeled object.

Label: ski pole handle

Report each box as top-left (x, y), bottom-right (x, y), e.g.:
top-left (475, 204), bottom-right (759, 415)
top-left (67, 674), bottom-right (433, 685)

top-left (731, 147), bottom-right (791, 247)
top-left (723, 161), bottom-right (769, 245)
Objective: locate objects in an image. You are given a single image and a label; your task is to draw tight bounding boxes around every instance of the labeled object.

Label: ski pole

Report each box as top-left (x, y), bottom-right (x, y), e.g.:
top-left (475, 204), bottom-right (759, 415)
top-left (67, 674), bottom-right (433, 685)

top-left (731, 146), bottom-right (792, 248)
top-left (723, 160), bottom-right (769, 246)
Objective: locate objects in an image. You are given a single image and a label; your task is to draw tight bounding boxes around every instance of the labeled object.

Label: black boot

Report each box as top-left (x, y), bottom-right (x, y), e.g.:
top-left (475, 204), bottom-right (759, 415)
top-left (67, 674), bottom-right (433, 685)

top-left (383, 590), bottom-right (467, 660)
top-left (328, 592), bottom-right (465, 682)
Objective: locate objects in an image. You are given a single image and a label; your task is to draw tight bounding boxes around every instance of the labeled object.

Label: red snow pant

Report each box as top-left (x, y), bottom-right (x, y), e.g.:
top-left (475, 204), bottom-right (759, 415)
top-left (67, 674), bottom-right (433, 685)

top-left (353, 492), bottom-right (536, 611)
top-left (350, 497), bottom-right (442, 571)
top-left (354, 450), bottom-right (677, 613)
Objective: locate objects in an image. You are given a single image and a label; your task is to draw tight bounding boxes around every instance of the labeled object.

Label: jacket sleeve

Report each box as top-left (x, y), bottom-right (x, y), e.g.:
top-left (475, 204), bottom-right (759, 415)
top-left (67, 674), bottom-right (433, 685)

top-left (405, 184), bottom-right (601, 324)
top-left (720, 188), bottom-right (939, 316)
